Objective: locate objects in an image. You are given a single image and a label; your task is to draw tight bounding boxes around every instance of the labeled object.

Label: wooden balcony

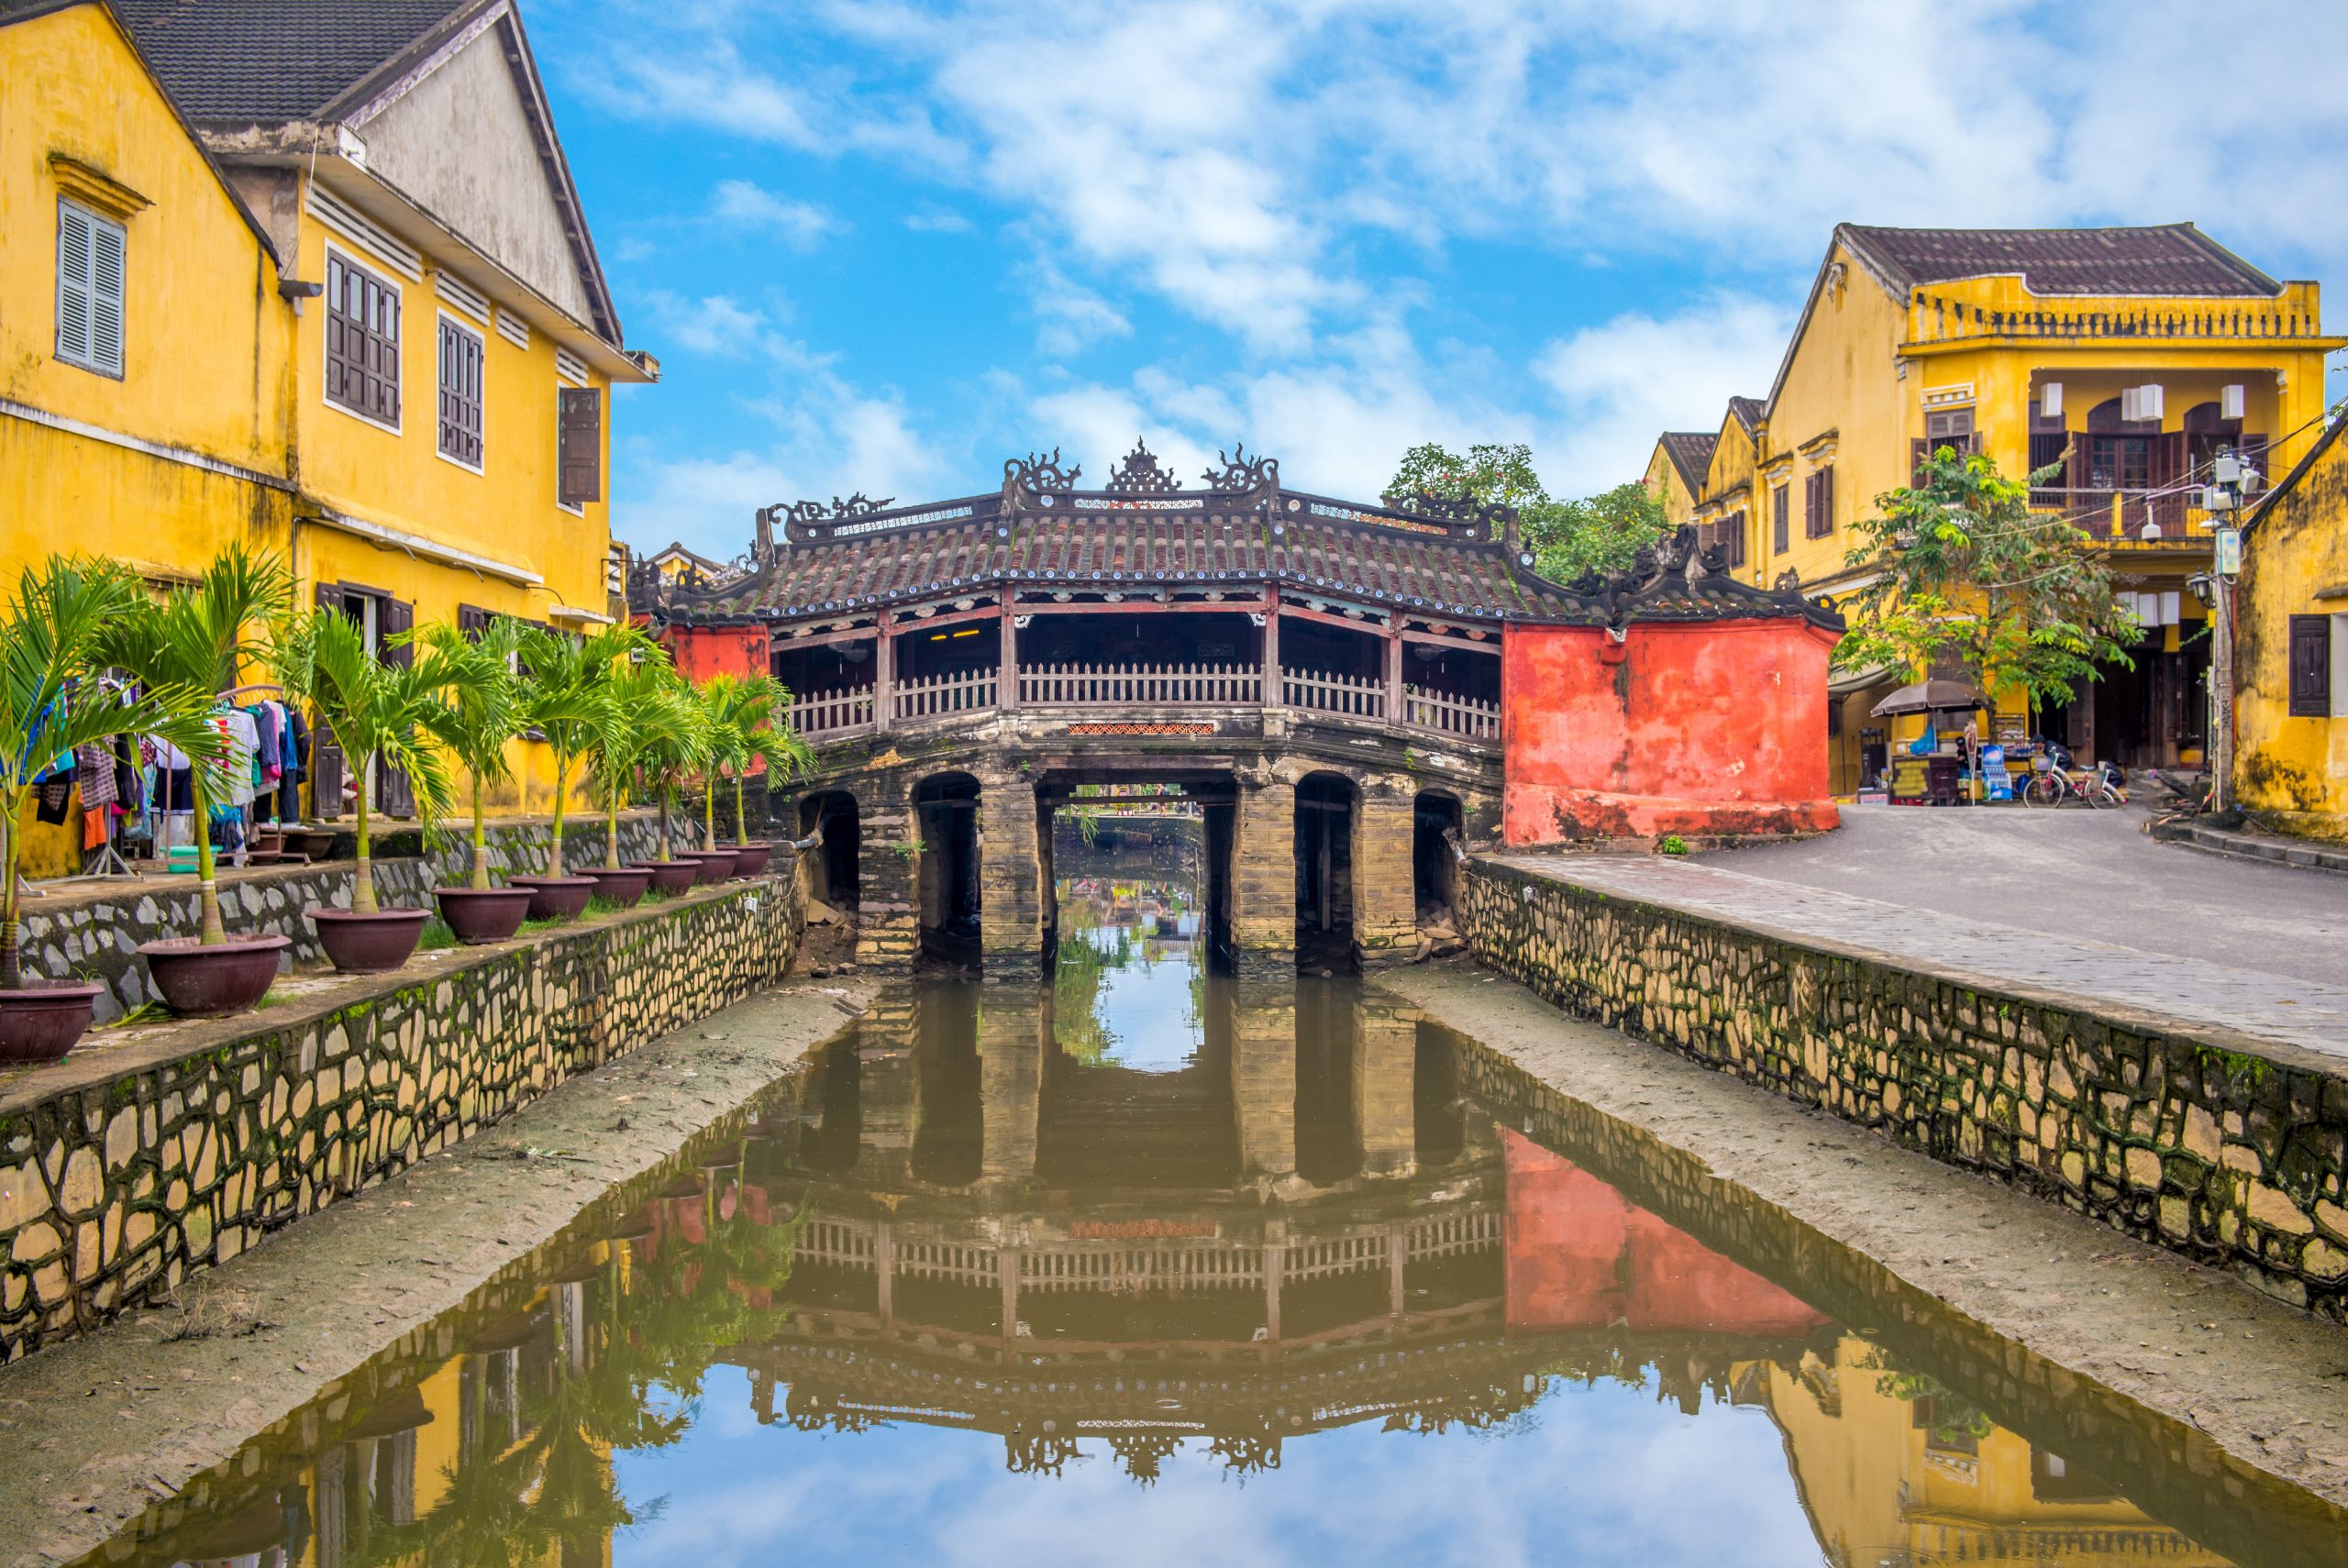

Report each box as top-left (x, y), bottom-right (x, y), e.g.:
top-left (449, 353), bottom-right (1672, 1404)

top-left (785, 662), bottom-right (1501, 749)
top-left (2026, 487), bottom-right (2220, 547)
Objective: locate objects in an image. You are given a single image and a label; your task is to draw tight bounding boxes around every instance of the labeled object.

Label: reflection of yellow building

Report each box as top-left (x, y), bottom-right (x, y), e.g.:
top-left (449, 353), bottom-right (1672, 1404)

top-left (2236, 411), bottom-right (2348, 835)
top-left (1656, 225), bottom-right (2341, 793)
top-left (0, 0), bottom-right (654, 856)
top-left (1749, 1335), bottom-right (2229, 1568)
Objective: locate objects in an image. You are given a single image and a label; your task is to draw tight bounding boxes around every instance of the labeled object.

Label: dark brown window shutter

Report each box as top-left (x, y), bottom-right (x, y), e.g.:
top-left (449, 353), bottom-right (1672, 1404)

top-left (559, 386), bottom-right (603, 505)
top-left (1911, 437), bottom-right (1932, 485)
top-left (1722, 510), bottom-right (1745, 568)
top-left (1772, 483), bottom-right (1790, 554)
top-left (2288, 615), bottom-right (2332, 717)
top-left (457, 602), bottom-right (490, 642)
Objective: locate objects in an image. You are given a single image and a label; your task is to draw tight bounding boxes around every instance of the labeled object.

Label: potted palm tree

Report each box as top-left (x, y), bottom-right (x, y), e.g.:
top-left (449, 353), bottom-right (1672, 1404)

top-left (578, 657), bottom-right (684, 907)
top-left (709, 672), bottom-right (808, 878)
top-left (626, 665), bottom-right (716, 892)
top-left (512, 623), bottom-right (645, 921)
top-left (409, 617), bottom-right (537, 943)
top-left (275, 606), bottom-right (453, 972)
top-left (681, 675), bottom-right (745, 881)
top-left (0, 558), bottom-right (227, 1059)
top-left (103, 546), bottom-right (298, 1017)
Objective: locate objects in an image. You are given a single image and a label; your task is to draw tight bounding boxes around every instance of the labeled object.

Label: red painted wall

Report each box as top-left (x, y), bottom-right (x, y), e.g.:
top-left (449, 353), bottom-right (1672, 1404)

top-left (1501, 617), bottom-right (1839, 843)
top-left (1501, 1131), bottom-right (1827, 1335)
top-left (659, 623), bottom-right (770, 685)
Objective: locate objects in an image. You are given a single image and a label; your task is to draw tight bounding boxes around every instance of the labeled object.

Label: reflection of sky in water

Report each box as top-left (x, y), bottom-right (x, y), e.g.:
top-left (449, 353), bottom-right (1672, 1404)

top-left (1064, 886), bottom-right (1202, 1074)
top-left (615, 1366), bottom-right (1822, 1568)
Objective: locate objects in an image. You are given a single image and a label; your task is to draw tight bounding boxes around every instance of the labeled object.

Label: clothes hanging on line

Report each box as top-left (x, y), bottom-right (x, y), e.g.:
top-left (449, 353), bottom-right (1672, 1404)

top-left (73, 744), bottom-right (116, 810)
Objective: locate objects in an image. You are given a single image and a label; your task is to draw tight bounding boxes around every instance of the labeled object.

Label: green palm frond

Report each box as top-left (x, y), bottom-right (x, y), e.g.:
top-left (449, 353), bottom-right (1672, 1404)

top-left (276, 608), bottom-right (457, 830)
top-left (405, 618), bottom-right (526, 784)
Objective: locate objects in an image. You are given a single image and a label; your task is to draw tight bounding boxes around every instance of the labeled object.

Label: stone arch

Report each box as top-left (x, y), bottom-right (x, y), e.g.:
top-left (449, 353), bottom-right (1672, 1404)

top-left (914, 771), bottom-right (983, 961)
top-left (797, 790), bottom-right (861, 912)
top-left (1293, 770), bottom-right (1357, 963)
top-left (1412, 788), bottom-right (1465, 927)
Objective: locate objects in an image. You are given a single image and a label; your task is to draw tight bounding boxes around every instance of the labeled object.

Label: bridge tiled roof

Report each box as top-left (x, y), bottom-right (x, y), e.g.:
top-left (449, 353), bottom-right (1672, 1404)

top-left (645, 450), bottom-right (1839, 632)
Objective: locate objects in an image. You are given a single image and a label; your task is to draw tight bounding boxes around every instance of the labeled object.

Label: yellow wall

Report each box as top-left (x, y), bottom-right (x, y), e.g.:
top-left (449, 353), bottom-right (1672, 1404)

top-left (1760, 1335), bottom-right (2227, 1568)
top-left (1642, 443), bottom-right (1698, 529)
top-left (2238, 423), bottom-right (2348, 832)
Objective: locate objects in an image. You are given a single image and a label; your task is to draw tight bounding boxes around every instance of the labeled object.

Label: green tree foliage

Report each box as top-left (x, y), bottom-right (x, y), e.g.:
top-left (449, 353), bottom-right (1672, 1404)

top-left (409, 617), bottom-right (528, 890)
top-left (1835, 445), bottom-right (2139, 706)
top-left (1382, 442), bottom-right (1670, 580)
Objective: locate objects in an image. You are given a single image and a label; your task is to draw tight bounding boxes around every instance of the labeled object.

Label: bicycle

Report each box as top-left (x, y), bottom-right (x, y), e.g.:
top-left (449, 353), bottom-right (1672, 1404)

top-left (2021, 749), bottom-right (2125, 809)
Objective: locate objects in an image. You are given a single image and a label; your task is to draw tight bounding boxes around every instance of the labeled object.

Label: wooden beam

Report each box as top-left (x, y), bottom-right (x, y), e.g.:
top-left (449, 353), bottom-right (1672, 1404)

top-left (1004, 596), bottom-right (1270, 615)
top-left (775, 624), bottom-right (882, 653)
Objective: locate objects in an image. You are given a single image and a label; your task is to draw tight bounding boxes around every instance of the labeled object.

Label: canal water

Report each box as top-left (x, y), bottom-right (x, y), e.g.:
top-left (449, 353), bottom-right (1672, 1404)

top-left (80, 878), bottom-right (2345, 1567)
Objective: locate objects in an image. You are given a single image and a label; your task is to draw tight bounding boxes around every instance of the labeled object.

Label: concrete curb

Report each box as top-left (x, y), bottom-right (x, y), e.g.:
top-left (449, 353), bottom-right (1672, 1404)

top-left (2150, 816), bottom-right (2348, 876)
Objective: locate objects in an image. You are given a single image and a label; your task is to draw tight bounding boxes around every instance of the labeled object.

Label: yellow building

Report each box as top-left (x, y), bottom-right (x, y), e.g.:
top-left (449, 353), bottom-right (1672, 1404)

top-left (1667, 225), bottom-right (2340, 794)
top-left (1, 0), bottom-right (655, 847)
top-left (2236, 410), bottom-right (2348, 835)
top-left (1642, 431), bottom-right (1715, 530)
top-left (1752, 1335), bottom-right (2229, 1568)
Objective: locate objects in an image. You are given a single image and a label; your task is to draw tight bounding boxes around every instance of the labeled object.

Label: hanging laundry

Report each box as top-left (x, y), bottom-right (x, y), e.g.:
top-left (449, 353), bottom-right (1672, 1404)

top-left (73, 744), bottom-right (116, 810)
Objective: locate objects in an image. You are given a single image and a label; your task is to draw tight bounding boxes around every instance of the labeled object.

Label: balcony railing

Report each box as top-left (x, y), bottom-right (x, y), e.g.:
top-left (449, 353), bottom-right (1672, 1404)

top-left (784, 664), bottom-right (1501, 747)
top-left (1020, 662), bottom-right (1263, 707)
top-left (2026, 487), bottom-right (2215, 544)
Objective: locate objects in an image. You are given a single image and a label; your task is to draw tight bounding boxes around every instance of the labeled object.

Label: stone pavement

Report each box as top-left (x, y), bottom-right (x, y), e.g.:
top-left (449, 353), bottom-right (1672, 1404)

top-left (1492, 850), bottom-right (2348, 1063)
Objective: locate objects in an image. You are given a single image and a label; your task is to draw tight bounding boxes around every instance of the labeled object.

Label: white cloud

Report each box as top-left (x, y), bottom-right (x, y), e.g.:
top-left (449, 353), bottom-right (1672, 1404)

top-left (637, 291), bottom-right (777, 359)
top-left (1532, 294), bottom-right (1795, 494)
top-left (1027, 259), bottom-right (1132, 358)
top-left (903, 208), bottom-right (975, 233)
top-left (710, 179), bottom-right (842, 248)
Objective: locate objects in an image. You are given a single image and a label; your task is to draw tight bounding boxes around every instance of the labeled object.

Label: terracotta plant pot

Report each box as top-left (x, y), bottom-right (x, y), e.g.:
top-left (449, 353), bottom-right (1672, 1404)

top-left (581, 866), bottom-right (652, 907)
top-left (139, 934), bottom-right (290, 1018)
top-left (727, 842), bottom-right (773, 878)
top-left (434, 886), bottom-right (535, 944)
top-left (679, 848), bottom-right (737, 884)
top-left (0, 981), bottom-right (107, 1065)
top-left (309, 908), bottom-right (431, 974)
top-left (280, 827), bottom-right (339, 859)
top-left (629, 860), bottom-right (703, 896)
top-left (508, 874), bottom-right (595, 922)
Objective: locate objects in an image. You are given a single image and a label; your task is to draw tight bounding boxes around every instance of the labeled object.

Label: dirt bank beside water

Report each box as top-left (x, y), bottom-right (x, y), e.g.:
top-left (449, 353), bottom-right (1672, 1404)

top-left (0, 977), bottom-right (875, 1568)
top-left (1380, 960), bottom-right (2348, 1515)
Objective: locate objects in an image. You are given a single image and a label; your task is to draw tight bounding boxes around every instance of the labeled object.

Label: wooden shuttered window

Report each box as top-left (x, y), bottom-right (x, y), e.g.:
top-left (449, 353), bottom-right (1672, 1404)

top-left (558, 385), bottom-right (603, 506)
top-left (2289, 615), bottom-right (2332, 718)
top-left (1804, 466), bottom-right (1834, 538)
top-left (1719, 510), bottom-right (1745, 568)
top-left (456, 603), bottom-right (493, 642)
top-left (327, 253), bottom-right (401, 425)
top-left (1772, 482), bottom-right (1790, 555)
top-left (437, 317), bottom-right (484, 467)
top-left (56, 199), bottom-right (126, 376)
top-left (308, 584), bottom-right (347, 815)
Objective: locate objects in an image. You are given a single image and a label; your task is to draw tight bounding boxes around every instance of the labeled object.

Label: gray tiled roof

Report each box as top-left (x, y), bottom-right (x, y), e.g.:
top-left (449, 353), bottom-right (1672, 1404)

top-left (1839, 223), bottom-right (2281, 299)
top-left (1658, 431), bottom-right (1717, 492)
top-left (105, 0), bottom-right (479, 124)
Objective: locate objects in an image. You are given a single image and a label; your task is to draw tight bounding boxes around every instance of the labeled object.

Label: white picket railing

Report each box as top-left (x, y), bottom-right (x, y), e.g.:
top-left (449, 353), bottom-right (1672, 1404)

top-left (1400, 683), bottom-right (1501, 741)
top-left (1281, 667), bottom-right (1385, 720)
top-left (1018, 663), bottom-right (1262, 706)
top-left (788, 687), bottom-right (875, 737)
top-left (894, 667), bottom-right (998, 721)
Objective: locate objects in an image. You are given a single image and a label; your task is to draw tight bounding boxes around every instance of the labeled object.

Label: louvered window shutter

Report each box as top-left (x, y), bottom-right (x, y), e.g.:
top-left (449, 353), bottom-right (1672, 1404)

top-left (559, 386), bottom-right (604, 505)
top-left (2288, 616), bottom-right (2332, 718)
top-left (57, 201), bottom-right (126, 375)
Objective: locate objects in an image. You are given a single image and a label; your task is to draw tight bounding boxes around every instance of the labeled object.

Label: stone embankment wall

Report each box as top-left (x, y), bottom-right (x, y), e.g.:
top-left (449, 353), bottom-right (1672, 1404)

top-left (1457, 858), bottom-right (2348, 1319)
top-left (17, 814), bottom-right (667, 1024)
top-left (0, 878), bottom-right (803, 1360)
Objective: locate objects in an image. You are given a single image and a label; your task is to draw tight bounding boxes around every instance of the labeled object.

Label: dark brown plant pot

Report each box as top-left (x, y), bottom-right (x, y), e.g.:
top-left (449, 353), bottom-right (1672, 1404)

top-left (281, 827), bottom-right (339, 859)
top-left (581, 866), bottom-right (652, 907)
top-left (0, 981), bottom-right (106, 1065)
top-left (508, 874), bottom-right (594, 922)
top-left (680, 848), bottom-right (738, 883)
top-left (727, 842), bottom-right (773, 878)
top-left (139, 934), bottom-right (290, 1018)
top-left (434, 886), bottom-right (535, 944)
top-left (629, 860), bottom-right (703, 896)
top-left (309, 908), bottom-right (430, 974)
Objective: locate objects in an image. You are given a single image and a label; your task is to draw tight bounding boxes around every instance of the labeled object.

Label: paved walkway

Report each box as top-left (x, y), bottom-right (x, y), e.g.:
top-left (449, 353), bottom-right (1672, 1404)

top-left (1492, 849), bottom-right (2348, 1062)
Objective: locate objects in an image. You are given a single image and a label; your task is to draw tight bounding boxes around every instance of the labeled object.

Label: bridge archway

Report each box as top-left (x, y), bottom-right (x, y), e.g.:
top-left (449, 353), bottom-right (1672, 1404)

top-left (1294, 772), bottom-right (1357, 964)
top-left (914, 772), bottom-right (983, 960)
top-left (798, 790), bottom-right (861, 913)
top-left (1412, 790), bottom-right (1464, 929)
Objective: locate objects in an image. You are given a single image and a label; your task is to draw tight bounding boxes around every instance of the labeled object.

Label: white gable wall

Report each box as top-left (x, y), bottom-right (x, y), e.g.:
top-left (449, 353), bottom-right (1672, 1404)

top-left (355, 23), bottom-right (596, 327)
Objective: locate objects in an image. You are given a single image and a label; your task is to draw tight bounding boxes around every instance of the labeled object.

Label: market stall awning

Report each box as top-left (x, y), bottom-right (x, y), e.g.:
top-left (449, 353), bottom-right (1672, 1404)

top-left (1827, 660), bottom-right (1899, 697)
top-left (1871, 679), bottom-right (1987, 717)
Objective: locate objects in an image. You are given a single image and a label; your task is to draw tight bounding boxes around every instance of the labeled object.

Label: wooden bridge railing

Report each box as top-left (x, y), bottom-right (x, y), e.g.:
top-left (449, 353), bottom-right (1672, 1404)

top-left (1019, 662), bottom-right (1263, 706)
top-left (784, 665), bottom-right (1500, 746)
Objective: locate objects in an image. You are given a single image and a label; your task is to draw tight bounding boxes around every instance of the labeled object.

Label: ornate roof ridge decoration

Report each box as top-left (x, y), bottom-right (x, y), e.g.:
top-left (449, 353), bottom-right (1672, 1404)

top-left (1202, 444), bottom-right (1279, 502)
top-left (1105, 438), bottom-right (1183, 494)
top-left (1559, 524), bottom-right (1843, 632)
top-left (1004, 448), bottom-right (1082, 512)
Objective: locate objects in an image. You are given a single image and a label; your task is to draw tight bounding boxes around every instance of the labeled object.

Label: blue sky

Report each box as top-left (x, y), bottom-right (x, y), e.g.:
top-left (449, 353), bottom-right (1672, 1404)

top-left (521, 0), bottom-right (2348, 562)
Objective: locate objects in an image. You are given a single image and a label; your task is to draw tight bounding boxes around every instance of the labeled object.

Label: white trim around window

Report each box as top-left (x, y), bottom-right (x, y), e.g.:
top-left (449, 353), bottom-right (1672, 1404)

top-left (434, 307), bottom-right (486, 475)
top-left (321, 241), bottom-right (404, 437)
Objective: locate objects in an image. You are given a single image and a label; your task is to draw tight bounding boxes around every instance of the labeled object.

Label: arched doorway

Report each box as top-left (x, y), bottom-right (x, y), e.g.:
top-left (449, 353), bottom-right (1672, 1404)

top-left (797, 790), bottom-right (860, 912)
top-left (1412, 790), bottom-right (1463, 930)
top-left (1294, 772), bottom-right (1356, 966)
top-left (914, 772), bottom-right (982, 960)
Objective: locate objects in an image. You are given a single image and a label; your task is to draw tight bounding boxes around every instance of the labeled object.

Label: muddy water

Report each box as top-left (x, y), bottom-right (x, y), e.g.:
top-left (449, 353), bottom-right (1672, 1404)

top-left (73, 880), bottom-right (2346, 1567)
